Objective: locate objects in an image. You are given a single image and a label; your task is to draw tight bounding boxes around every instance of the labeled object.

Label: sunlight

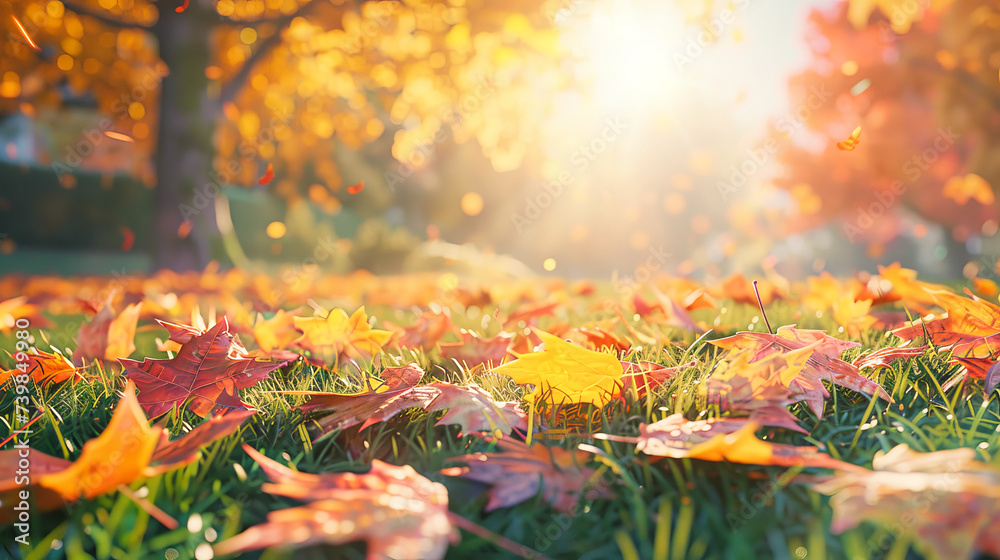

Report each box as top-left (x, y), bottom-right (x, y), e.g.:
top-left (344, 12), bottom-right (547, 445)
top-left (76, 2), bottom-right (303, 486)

top-left (561, 1), bottom-right (689, 114)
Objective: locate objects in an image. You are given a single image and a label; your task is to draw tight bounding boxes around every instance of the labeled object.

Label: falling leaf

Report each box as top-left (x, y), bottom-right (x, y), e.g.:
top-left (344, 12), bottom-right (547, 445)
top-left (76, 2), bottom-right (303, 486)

top-left (836, 125), bottom-right (861, 151)
top-left (214, 445), bottom-right (458, 559)
top-left (258, 163), bottom-right (275, 185)
top-left (121, 227), bottom-right (135, 251)
top-left (711, 325), bottom-right (892, 417)
top-left (292, 306), bottom-right (393, 366)
top-left (175, 0), bottom-right (189, 12)
top-left (72, 295), bottom-right (142, 365)
top-left (943, 173), bottom-right (994, 205)
top-left (11, 15), bottom-right (39, 51)
top-left (442, 437), bottom-right (610, 512)
top-left (814, 444), bottom-right (1000, 560)
top-left (103, 131), bottom-right (135, 143)
top-left (122, 317), bottom-right (285, 418)
top-left (347, 180), bottom-right (364, 194)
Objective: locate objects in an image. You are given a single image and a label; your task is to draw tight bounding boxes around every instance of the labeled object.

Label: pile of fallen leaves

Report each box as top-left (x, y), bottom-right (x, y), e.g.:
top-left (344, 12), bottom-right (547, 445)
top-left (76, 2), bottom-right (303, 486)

top-left (3, 263), bottom-right (1000, 559)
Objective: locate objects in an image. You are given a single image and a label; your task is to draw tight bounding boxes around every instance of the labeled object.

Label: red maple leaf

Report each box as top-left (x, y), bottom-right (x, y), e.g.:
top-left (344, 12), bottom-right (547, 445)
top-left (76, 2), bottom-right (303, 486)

top-left (121, 317), bottom-right (285, 418)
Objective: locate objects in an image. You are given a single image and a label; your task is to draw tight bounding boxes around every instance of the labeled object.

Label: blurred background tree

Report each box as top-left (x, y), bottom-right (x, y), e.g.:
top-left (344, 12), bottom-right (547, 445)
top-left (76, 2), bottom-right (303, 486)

top-left (771, 0), bottom-right (1000, 274)
top-left (0, 0), bottom-right (563, 270)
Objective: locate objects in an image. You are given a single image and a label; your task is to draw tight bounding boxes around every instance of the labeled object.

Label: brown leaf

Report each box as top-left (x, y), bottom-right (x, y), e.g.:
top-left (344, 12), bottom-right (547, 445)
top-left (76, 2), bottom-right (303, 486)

top-left (72, 294), bottom-right (142, 364)
top-left (814, 444), bottom-right (1000, 560)
top-left (214, 445), bottom-right (457, 559)
top-left (711, 325), bottom-right (891, 417)
top-left (627, 414), bottom-right (860, 470)
top-left (442, 437), bottom-right (611, 512)
top-left (439, 330), bottom-right (513, 369)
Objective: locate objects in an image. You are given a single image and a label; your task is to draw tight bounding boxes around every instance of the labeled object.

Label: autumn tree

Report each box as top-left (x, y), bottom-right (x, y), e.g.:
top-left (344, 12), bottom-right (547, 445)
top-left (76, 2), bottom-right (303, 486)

top-left (1, 0), bottom-right (565, 269)
top-left (770, 0), bottom-right (1000, 267)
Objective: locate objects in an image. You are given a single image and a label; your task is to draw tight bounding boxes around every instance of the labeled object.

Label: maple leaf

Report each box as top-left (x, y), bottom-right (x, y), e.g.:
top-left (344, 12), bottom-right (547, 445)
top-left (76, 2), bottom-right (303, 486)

top-left (0, 381), bottom-right (251, 518)
top-left (623, 414), bottom-right (861, 470)
top-left (426, 383), bottom-right (528, 436)
top-left (892, 291), bottom-right (1000, 386)
top-left (0, 296), bottom-right (53, 333)
top-left (439, 330), bottom-right (513, 369)
top-left (814, 443), bottom-right (1000, 560)
top-left (442, 437), bottom-right (611, 512)
top-left (252, 309), bottom-right (300, 354)
top-left (1, 349), bottom-right (82, 388)
top-left (711, 325), bottom-right (892, 417)
top-left (852, 344), bottom-right (926, 370)
top-left (493, 329), bottom-right (623, 406)
top-left (122, 317), bottom-right (284, 418)
top-left (573, 323), bottom-right (630, 354)
top-left (876, 263), bottom-right (953, 309)
top-left (295, 364), bottom-right (527, 438)
top-left (620, 359), bottom-right (696, 398)
top-left (830, 294), bottom-right (876, 337)
top-left (214, 445), bottom-right (458, 559)
top-left (72, 294), bottom-right (142, 364)
top-left (385, 309), bottom-right (457, 351)
top-left (292, 306), bottom-right (393, 366)
top-left (707, 350), bottom-right (812, 433)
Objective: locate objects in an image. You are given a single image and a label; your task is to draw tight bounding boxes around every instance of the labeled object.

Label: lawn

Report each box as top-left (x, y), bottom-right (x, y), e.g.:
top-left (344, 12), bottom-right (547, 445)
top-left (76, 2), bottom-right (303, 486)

top-left (1, 268), bottom-right (997, 560)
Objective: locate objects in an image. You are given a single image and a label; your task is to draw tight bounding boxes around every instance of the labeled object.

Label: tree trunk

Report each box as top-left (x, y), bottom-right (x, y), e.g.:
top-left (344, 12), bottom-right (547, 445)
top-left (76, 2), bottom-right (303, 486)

top-left (151, 3), bottom-right (217, 271)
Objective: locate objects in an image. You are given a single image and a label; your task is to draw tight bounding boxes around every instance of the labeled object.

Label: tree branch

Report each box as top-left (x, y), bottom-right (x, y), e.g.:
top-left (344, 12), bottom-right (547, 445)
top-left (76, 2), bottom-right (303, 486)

top-left (219, 0), bottom-right (389, 104)
top-left (218, 2), bottom-right (322, 104)
top-left (61, 0), bottom-right (151, 29)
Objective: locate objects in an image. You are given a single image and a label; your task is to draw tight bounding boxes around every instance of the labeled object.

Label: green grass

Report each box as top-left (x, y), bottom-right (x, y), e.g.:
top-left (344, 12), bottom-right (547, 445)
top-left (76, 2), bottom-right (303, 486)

top-left (2, 297), bottom-right (997, 560)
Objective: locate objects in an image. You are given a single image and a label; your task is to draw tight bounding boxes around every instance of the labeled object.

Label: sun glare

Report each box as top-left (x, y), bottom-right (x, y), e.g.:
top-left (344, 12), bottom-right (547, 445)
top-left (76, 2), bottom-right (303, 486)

top-left (562, 1), bottom-right (688, 113)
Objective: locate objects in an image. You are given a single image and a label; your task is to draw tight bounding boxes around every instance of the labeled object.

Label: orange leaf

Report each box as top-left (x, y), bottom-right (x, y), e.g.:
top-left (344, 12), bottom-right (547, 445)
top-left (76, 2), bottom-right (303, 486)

top-left (346, 180), bottom-right (364, 194)
top-left (836, 125), bottom-right (861, 151)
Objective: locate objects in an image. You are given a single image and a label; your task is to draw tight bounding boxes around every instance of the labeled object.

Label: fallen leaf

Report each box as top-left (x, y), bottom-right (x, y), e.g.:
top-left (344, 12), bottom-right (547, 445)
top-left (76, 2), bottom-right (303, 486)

top-left (292, 306), bottom-right (393, 366)
top-left (852, 345), bottom-right (926, 370)
top-left (0, 380), bottom-right (248, 518)
top-left (442, 437), bottom-right (610, 512)
top-left (626, 414), bottom-right (860, 470)
top-left (814, 444), bottom-right (1000, 560)
top-left (72, 295), bottom-right (142, 365)
top-left (493, 329), bottom-right (623, 406)
top-left (707, 349), bottom-right (812, 433)
top-left (122, 317), bottom-right (285, 418)
top-left (711, 325), bottom-right (892, 417)
top-left (439, 330), bottom-right (513, 369)
top-left (214, 445), bottom-right (457, 559)
top-left (1, 349), bottom-right (81, 388)
top-left (252, 309), bottom-right (300, 354)
top-left (386, 310), bottom-right (457, 351)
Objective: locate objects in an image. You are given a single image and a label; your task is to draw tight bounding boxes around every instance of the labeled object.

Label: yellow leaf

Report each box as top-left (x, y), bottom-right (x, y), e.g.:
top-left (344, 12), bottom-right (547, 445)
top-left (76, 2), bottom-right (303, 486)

top-left (493, 329), bottom-right (622, 406)
top-left (293, 307), bottom-right (393, 365)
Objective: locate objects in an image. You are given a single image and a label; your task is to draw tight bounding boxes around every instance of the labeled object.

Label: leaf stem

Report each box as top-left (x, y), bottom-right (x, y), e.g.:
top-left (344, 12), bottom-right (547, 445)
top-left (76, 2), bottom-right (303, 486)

top-left (752, 280), bottom-right (773, 334)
